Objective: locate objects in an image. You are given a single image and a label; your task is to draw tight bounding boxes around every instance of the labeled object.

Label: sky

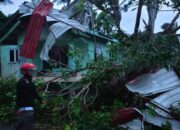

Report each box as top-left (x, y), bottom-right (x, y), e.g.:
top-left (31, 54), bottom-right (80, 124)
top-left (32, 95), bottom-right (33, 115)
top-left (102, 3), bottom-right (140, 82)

top-left (0, 0), bottom-right (179, 34)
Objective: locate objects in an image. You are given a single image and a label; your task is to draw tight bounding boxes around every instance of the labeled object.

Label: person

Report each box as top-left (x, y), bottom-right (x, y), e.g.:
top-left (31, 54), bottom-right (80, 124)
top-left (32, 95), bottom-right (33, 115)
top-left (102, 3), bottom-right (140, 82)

top-left (15, 63), bottom-right (42, 130)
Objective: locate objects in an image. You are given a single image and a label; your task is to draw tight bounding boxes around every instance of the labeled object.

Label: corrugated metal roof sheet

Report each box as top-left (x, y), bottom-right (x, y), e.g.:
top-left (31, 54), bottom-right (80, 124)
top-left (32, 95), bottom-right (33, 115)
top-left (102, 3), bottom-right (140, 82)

top-left (39, 20), bottom-right (87, 60)
top-left (121, 119), bottom-right (143, 130)
top-left (126, 68), bottom-right (180, 96)
top-left (146, 87), bottom-right (180, 118)
top-left (19, 0), bottom-right (53, 58)
top-left (143, 110), bottom-right (180, 130)
top-left (19, 2), bottom-right (118, 42)
top-left (18, 2), bottom-right (118, 60)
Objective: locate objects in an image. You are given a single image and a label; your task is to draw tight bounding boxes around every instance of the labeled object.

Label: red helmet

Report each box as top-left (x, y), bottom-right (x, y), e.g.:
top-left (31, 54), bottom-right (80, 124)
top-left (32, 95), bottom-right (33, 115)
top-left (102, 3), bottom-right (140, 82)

top-left (20, 63), bottom-right (37, 70)
top-left (20, 63), bottom-right (37, 75)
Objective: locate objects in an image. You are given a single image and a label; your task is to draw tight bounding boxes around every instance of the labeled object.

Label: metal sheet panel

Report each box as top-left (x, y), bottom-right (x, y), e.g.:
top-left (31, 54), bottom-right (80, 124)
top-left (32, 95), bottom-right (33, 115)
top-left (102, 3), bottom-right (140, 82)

top-left (146, 87), bottom-right (180, 118)
top-left (19, 1), bottom-right (118, 60)
top-left (143, 110), bottom-right (180, 130)
top-left (120, 119), bottom-right (143, 130)
top-left (20, 0), bottom-right (53, 58)
top-left (126, 68), bottom-right (180, 96)
top-left (40, 20), bottom-right (87, 61)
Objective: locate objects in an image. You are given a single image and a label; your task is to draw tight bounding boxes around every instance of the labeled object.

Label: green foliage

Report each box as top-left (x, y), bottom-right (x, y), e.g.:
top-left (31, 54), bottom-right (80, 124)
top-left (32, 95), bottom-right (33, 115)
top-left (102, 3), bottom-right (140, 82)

top-left (1, 29), bottom-right (180, 130)
top-left (64, 124), bottom-right (72, 130)
top-left (0, 11), bottom-right (23, 43)
top-left (0, 11), bottom-right (7, 26)
top-left (0, 77), bottom-right (17, 125)
top-left (75, 0), bottom-right (86, 10)
top-left (120, 0), bottom-right (179, 11)
top-left (34, 78), bottom-right (46, 89)
top-left (94, 12), bottom-right (117, 35)
top-left (68, 47), bottom-right (85, 70)
top-left (35, 94), bottom-right (126, 130)
top-left (108, 34), bottom-right (180, 73)
top-left (35, 96), bottom-right (65, 126)
top-left (169, 104), bottom-right (180, 119)
top-left (1, 33), bottom-right (179, 129)
top-left (73, 111), bottom-right (111, 130)
top-left (1, 0), bottom-right (180, 129)
top-left (112, 100), bottom-right (125, 110)
top-left (145, 108), bottom-right (157, 117)
top-left (65, 103), bottom-right (125, 130)
top-left (161, 121), bottom-right (172, 130)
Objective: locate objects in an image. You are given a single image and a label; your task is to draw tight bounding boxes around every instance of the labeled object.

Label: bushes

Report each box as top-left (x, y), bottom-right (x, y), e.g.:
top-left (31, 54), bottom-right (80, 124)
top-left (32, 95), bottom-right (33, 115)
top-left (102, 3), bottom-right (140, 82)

top-left (0, 77), bottom-right (121, 129)
top-left (0, 77), bottom-right (17, 125)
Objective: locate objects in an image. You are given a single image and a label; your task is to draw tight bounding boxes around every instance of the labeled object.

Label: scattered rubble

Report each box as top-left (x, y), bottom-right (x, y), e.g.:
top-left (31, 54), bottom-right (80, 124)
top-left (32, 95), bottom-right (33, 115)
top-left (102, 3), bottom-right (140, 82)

top-left (143, 110), bottom-right (180, 130)
top-left (124, 68), bottom-right (180, 129)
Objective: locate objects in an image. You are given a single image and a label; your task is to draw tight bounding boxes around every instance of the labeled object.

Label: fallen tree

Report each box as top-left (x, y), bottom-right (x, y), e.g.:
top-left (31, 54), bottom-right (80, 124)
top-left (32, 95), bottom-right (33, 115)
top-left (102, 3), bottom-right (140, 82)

top-left (1, 0), bottom-right (180, 129)
top-left (0, 32), bottom-right (179, 130)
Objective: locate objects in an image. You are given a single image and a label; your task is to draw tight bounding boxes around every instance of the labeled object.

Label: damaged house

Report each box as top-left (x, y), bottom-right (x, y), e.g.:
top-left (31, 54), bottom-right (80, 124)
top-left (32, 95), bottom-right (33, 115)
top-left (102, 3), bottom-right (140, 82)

top-left (0, 1), bottom-right (179, 130)
top-left (0, 1), bottom-right (117, 77)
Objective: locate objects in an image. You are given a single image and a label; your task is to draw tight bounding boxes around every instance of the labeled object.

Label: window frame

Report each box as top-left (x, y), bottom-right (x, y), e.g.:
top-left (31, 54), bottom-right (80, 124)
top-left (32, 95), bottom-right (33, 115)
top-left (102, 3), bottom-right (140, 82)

top-left (9, 49), bottom-right (19, 63)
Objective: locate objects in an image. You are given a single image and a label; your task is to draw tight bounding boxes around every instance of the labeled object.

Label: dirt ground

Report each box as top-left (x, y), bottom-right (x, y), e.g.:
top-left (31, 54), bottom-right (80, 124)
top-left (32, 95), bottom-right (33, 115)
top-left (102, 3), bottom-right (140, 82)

top-left (0, 125), bottom-right (14, 130)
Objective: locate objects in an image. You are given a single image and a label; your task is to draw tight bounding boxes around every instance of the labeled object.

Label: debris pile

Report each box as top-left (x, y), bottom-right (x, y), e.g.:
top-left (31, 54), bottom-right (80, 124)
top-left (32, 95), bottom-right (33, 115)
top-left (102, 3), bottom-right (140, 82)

top-left (123, 68), bottom-right (180, 130)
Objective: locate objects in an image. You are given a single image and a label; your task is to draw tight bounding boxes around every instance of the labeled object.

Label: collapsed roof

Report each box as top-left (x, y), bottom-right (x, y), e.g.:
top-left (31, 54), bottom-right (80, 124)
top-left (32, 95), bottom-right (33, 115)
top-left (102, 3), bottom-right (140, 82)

top-left (126, 68), bottom-right (180, 129)
top-left (19, 1), bottom-right (118, 60)
top-left (0, 0), bottom-right (117, 60)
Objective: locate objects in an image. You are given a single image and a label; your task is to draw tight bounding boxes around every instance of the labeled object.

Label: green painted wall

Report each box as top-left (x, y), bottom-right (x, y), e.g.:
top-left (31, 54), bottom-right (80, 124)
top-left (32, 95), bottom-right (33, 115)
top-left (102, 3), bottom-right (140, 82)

top-left (45, 31), bottom-right (90, 72)
top-left (17, 28), bottom-right (111, 75)
top-left (0, 45), bottom-right (20, 77)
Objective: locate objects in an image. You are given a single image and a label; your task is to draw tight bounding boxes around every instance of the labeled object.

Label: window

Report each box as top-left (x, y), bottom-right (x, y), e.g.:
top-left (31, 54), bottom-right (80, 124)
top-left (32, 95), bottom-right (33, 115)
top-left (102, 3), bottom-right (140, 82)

top-left (95, 46), bottom-right (103, 60)
top-left (95, 47), bottom-right (102, 56)
top-left (43, 45), bottom-right (68, 70)
top-left (9, 49), bottom-right (19, 63)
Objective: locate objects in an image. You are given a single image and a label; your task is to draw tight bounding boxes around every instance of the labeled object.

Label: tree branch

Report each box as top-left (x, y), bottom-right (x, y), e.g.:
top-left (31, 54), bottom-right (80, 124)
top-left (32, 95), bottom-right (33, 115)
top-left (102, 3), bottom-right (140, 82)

top-left (89, 0), bottom-right (122, 33)
top-left (171, 25), bottom-right (180, 34)
top-left (89, 0), bottom-right (111, 16)
top-left (163, 11), bottom-right (180, 33)
top-left (142, 19), bottom-right (148, 29)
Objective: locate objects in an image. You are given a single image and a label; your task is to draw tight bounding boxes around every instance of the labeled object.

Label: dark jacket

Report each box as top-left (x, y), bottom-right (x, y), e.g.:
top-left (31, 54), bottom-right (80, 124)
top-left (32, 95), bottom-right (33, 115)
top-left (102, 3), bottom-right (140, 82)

top-left (16, 75), bottom-right (41, 108)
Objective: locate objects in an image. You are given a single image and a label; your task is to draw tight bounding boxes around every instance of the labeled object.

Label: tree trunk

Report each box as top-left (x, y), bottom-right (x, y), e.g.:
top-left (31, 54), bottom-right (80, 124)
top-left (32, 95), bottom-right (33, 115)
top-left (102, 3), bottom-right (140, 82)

top-left (134, 0), bottom-right (143, 35)
top-left (147, 0), bottom-right (159, 34)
